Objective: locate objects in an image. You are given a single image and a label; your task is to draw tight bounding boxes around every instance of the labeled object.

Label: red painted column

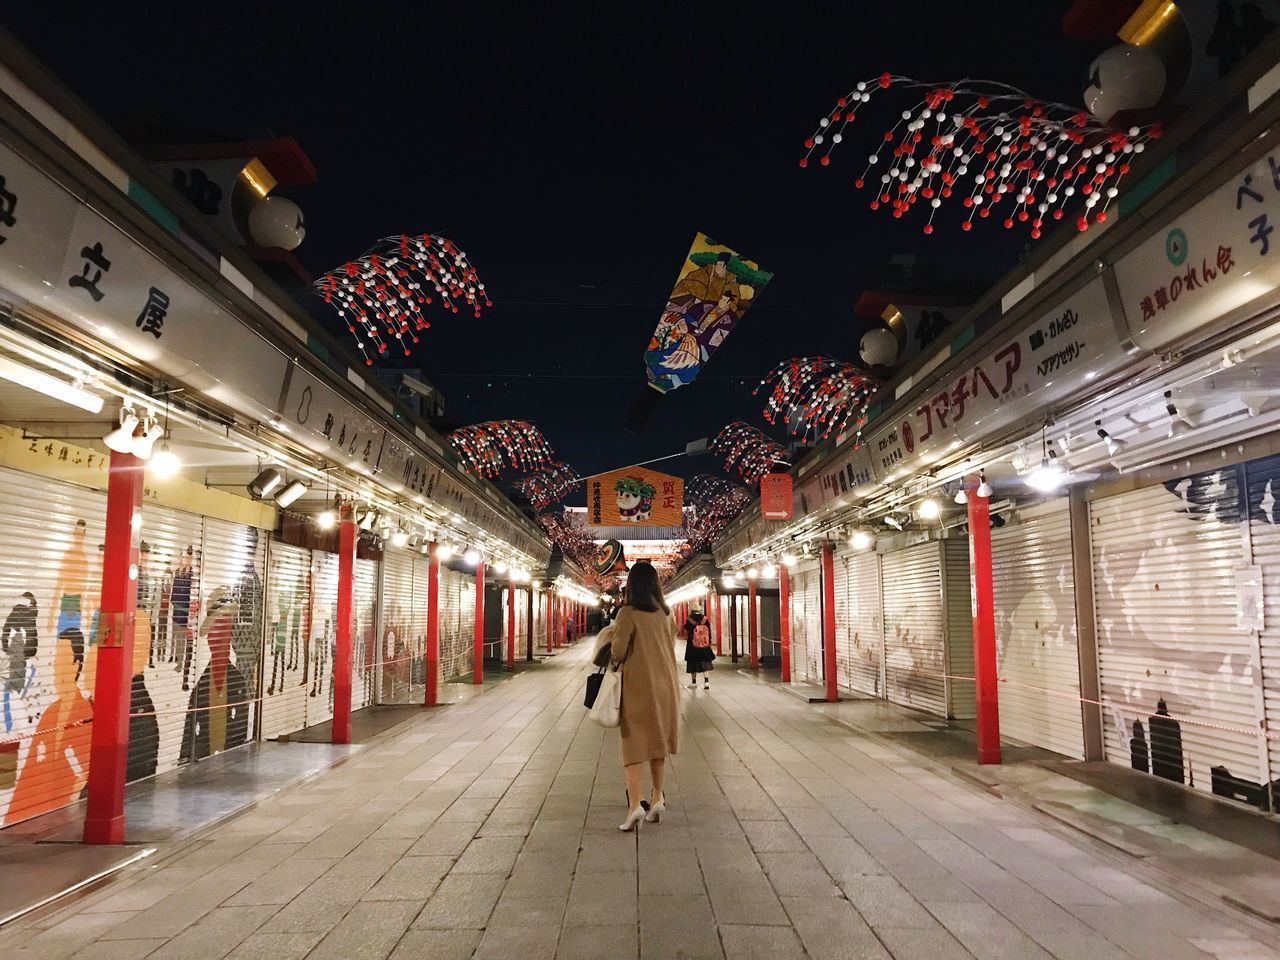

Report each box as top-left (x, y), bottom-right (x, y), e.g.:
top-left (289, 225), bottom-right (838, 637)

top-left (425, 542), bottom-right (440, 708)
top-left (525, 586), bottom-right (535, 662)
top-left (83, 449), bottom-right (144, 845)
top-left (333, 504), bottom-right (356, 743)
top-left (748, 579), bottom-right (759, 669)
top-left (506, 581), bottom-right (516, 671)
top-left (821, 541), bottom-right (838, 703)
top-left (779, 564), bottom-right (791, 684)
top-left (473, 560), bottom-right (485, 684)
top-left (967, 480), bottom-right (1003, 764)
top-left (713, 592), bottom-right (722, 655)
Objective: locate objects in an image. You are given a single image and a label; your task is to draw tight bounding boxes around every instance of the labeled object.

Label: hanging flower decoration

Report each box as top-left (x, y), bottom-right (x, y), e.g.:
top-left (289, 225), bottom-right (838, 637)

top-left (538, 511), bottom-right (597, 570)
top-left (757, 357), bottom-right (880, 443)
top-left (448, 421), bottom-right (554, 478)
top-left (710, 422), bottom-right (789, 487)
top-left (512, 462), bottom-right (580, 512)
top-left (799, 73), bottom-right (1161, 238)
top-left (683, 474), bottom-right (752, 549)
top-left (314, 233), bottom-right (491, 365)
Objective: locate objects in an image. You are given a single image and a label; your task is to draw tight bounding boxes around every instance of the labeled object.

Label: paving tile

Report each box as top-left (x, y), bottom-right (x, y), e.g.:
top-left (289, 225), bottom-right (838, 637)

top-left (564, 870), bottom-right (636, 926)
top-left (451, 835), bottom-right (525, 875)
top-left (555, 922), bottom-right (637, 960)
top-left (145, 905), bottom-right (277, 960)
top-left (306, 900), bottom-right (421, 960)
top-left (639, 894), bottom-right (721, 960)
top-left (223, 932), bottom-right (325, 960)
top-left (409, 874), bottom-right (506, 929)
top-left (873, 925), bottom-right (974, 960)
top-left (718, 924), bottom-right (807, 960)
top-left (781, 896), bottom-right (891, 960)
top-left (757, 850), bottom-right (842, 898)
top-left (362, 855), bottom-right (453, 900)
top-left (388, 929), bottom-right (481, 960)
top-left (70, 940), bottom-right (169, 960)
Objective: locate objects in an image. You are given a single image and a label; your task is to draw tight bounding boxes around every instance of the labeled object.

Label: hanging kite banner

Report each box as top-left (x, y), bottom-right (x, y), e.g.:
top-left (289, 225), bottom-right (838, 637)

top-left (587, 466), bottom-right (684, 527)
top-left (644, 233), bottom-right (773, 395)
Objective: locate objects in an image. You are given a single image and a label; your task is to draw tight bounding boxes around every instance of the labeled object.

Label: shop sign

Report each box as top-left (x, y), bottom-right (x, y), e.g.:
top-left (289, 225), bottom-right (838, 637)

top-left (795, 442), bottom-right (877, 515)
top-left (865, 277), bottom-right (1120, 481)
top-left (586, 466), bottom-right (683, 527)
top-left (760, 473), bottom-right (793, 520)
top-left (1113, 143), bottom-right (1280, 353)
top-left (0, 141), bottom-right (289, 424)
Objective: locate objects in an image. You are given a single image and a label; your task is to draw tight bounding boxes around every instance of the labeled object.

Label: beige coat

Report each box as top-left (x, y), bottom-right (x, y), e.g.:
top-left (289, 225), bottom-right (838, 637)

top-left (608, 606), bottom-right (680, 764)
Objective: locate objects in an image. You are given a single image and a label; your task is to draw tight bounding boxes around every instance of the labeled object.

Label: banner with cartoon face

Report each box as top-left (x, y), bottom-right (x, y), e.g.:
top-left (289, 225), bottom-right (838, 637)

top-left (587, 467), bottom-right (683, 527)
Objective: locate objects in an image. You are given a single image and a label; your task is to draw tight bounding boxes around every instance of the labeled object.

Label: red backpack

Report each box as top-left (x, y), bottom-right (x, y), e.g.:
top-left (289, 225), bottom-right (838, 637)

top-left (692, 623), bottom-right (711, 648)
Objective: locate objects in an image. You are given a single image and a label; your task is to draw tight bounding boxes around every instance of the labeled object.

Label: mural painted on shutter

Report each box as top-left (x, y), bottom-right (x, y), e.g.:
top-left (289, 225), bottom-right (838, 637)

top-left (261, 542), bottom-right (312, 740)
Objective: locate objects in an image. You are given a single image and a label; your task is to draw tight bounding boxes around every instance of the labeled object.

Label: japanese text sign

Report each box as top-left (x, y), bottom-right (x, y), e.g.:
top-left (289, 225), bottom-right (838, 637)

top-left (587, 466), bottom-right (684, 527)
top-left (759, 473), bottom-right (794, 520)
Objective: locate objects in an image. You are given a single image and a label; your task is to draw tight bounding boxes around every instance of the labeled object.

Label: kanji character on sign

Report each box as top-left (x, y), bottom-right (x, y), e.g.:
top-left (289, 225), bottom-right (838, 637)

top-left (1154, 286), bottom-right (1169, 310)
top-left (1182, 264), bottom-right (1201, 292)
top-left (136, 287), bottom-right (169, 338)
top-left (1140, 296), bottom-right (1156, 320)
top-left (0, 175), bottom-right (17, 243)
top-left (69, 242), bottom-right (111, 301)
top-left (1217, 245), bottom-right (1235, 274)
top-left (1237, 173), bottom-right (1264, 208)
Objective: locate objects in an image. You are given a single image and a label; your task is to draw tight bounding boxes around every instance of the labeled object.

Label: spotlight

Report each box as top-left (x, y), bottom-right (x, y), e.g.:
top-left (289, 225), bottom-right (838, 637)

top-left (722, 575), bottom-right (737, 589)
top-left (464, 548), bottom-right (482, 566)
top-left (438, 543), bottom-right (455, 560)
top-left (275, 479), bottom-right (307, 507)
top-left (851, 529), bottom-right (874, 551)
top-left (977, 470), bottom-right (992, 498)
top-left (316, 509), bottom-right (336, 530)
top-left (103, 409), bottom-right (139, 454)
top-left (1165, 390), bottom-right (1195, 437)
top-left (762, 563), bottom-right (777, 578)
top-left (954, 487), bottom-right (968, 505)
top-left (248, 467), bottom-right (284, 500)
top-left (391, 529), bottom-right (409, 548)
top-left (359, 509), bottom-right (377, 532)
top-left (149, 441), bottom-right (181, 480)
top-left (1095, 419), bottom-right (1124, 457)
top-left (131, 418), bottom-right (164, 460)
top-left (495, 560), bottom-right (509, 574)
top-left (1025, 457), bottom-right (1066, 493)
top-left (917, 498), bottom-right (941, 520)
top-left (780, 552), bottom-right (796, 567)
top-left (883, 514), bottom-right (904, 531)
top-left (747, 567), bottom-right (758, 579)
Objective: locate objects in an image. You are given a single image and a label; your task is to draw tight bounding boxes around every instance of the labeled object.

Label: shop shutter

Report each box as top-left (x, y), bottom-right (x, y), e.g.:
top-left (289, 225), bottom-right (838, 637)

top-left (759, 594), bottom-right (780, 662)
top-left (307, 552), bottom-right (338, 727)
top-left (440, 567), bottom-right (475, 682)
top-left (789, 563), bottom-right (822, 683)
top-left (138, 503), bottom-right (205, 773)
top-left (261, 541), bottom-right (312, 740)
top-left (1090, 470), bottom-right (1265, 799)
top-left (380, 549), bottom-right (416, 704)
top-left (943, 539), bottom-right (976, 721)
top-left (990, 505), bottom-right (1084, 759)
top-left (881, 541), bottom-right (946, 716)
top-left (834, 551), bottom-right (882, 697)
top-left (409, 553), bottom-right (431, 697)
top-left (352, 558), bottom-right (379, 710)
top-left (0, 468), bottom-right (106, 827)
top-left (200, 518), bottom-right (266, 751)
top-left (1242, 456), bottom-right (1280, 807)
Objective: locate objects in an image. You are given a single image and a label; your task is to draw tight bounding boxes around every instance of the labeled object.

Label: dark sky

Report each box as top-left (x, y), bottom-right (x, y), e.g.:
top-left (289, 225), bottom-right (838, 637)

top-left (5, 3), bottom-right (1103, 500)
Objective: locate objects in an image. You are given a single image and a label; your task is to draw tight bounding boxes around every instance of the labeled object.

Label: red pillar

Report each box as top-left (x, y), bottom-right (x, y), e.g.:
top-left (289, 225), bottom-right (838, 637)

top-left (967, 481), bottom-right (1003, 764)
top-left (525, 587), bottom-right (535, 662)
top-left (83, 449), bottom-right (144, 845)
top-left (506, 581), bottom-right (516, 671)
top-left (748, 579), bottom-right (759, 669)
top-left (424, 542), bottom-right (440, 708)
top-left (821, 541), bottom-right (838, 703)
top-left (332, 504), bottom-right (357, 743)
top-left (779, 564), bottom-right (791, 684)
top-left (473, 560), bottom-right (485, 684)
top-left (713, 592), bottom-right (722, 655)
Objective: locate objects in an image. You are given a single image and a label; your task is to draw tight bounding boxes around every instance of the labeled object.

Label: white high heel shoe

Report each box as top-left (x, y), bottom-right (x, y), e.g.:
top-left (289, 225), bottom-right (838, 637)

top-left (619, 806), bottom-right (646, 832)
top-left (645, 795), bottom-right (666, 823)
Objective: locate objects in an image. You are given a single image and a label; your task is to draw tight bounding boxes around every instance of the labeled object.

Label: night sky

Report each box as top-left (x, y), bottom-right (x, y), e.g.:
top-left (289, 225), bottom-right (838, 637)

top-left (5, 4), bottom-right (1105, 500)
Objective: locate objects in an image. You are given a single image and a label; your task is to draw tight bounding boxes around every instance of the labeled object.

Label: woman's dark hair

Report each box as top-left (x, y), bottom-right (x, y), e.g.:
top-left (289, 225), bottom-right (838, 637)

top-left (624, 561), bottom-right (670, 615)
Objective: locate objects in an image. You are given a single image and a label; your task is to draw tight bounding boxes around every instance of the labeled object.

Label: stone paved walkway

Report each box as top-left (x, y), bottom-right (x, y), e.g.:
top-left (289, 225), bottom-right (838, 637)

top-left (3, 643), bottom-right (1277, 960)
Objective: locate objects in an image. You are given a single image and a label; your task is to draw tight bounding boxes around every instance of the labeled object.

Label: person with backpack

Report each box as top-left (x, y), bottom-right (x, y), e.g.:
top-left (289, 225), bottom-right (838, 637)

top-left (682, 608), bottom-right (715, 690)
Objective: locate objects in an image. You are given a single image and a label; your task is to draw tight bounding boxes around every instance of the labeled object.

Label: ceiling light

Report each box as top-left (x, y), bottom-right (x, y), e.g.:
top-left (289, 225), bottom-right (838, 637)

top-left (464, 548), bottom-right (482, 566)
top-left (954, 487), bottom-right (968, 505)
top-left (248, 467), bottom-right (284, 500)
top-left (359, 509), bottom-right (376, 532)
top-left (917, 498), bottom-right (941, 520)
top-left (0, 354), bottom-right (104, 413)
top-left (1025, 457), bottom-right (1066, 493)
top-left (438, 543), bottom-right (455, 560)
top-left (761, 563), bottom-right (776, 578)
top-left (131, 418), bottom-right (164, 460)
top-left (148, 441), bottom-right (180, 480)
top-left (391, 530), bottom-right (409, 548)
top-left (977, 471), bottom-right (992, 498)
top-left (1165, 390), bottom-right (1196, 437)
top-left (495, 560), bottom-right (509, 574)
top-left (275, 479), bottom-right (307, 508)
top-left (747, 567), bottom-right (758, 579)
top-left (851, 529), bottom-right (874, 550)
top-left (316, 509), bottom-right (336, 530)
top-left (103, 409), bottom-right (139, 454)
top-left (780, 552), bottom-right (796, 567)
top-left (883, 515), bottom-right (904, 531)
top-left (1095, 419), bottom-right (1124, 457)
top-left (721, 575), bottom-right (737, 588)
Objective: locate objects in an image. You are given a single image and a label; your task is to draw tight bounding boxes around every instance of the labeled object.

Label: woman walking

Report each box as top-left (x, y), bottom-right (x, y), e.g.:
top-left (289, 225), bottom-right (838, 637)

top-left (681, 608), bottom-right (715, 690)
top-left (609, 561), bottom-right (680, 832)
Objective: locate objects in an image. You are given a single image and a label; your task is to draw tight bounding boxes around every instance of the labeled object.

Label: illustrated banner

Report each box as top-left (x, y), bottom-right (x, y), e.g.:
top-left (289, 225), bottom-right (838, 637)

top-left (587, 467), bottom-right (683, 527)
top-left (644, 233), bottom-right (772, 394)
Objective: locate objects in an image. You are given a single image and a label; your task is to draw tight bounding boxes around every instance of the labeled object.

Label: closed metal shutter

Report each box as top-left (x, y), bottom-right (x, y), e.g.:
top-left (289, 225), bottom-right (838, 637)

top-left (990, 505), bottom-right (1084, 758)
top-left (308, 552), bottom-right (338, 726)
top-left (881, 541), bottom-right (946, 716)
top-left (944, 539), bottom-right (975, 721)
top-left (789, 563), bottom-right (822, 683)
top-left (0, 468), bottom-right (106, 827)
top-left (353, 558), bottom-right (379, 710)
top-left (261, 541), bottom-right (311, 740)
top-left (380, 549), bottom-right (416, 704)
top-left (408, 553), bottom-right (431, 696)
top-left (834, 551), bottom-right (882, 697)
top-left (439, 567), bottom-right (474, 682)
top-left (1242, 456), bottom-right (1280, 808)
top-left (1090, 471), bottom-right (1265, 798)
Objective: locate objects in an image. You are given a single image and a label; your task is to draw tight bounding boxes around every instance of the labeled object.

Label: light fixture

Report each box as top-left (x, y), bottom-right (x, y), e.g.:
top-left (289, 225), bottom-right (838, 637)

top-left (391, 529), bottom-right (409, 548)
top-left (1095, 419), bottom-right (1124, 457)
top-left (747, 567), bottom-right (759, 579)
top-left (495, 560), bottom-right (509, 574)
top-left (721, 575), bottom-right (737, 588)
top-left (438, 543), bottom-right (455, 560)
top-left (0, 354), bottom-right (104, 413)
top-left (917, 498), bottom-right (941, 520)
top-left (464, 548), bottom-right (482, 566)
top-left (149, 441), bottom-right (181, 480)
top-left (1165, 390), bottom-right (1195, 438)
top-left (131, 418), bottom-right (164, 460)
top-left (762, 563), bottom-right (777, 578)
top-left (359, 509), bottom-right (377, 532)
top-left (316, 509), bottom-right (336, 530)
top-left (103, 408), bottom-right (139, 454)
top-left (883, 514), bottom-right (904, 531)
top-left (275, 479), bottom-right (307, 508)
top-left (1025, 425), bottom-right (1068, 493)
top-left (977, 470), bottom-right (992, 498)
top-left (954, 487), bottom-right (968, 505)
top-left (851, 529), bottom-right (874, 551)
top-left (248, 467), bottom-right (284, 500)
top-left (780, 551), bottom-right (796, 567)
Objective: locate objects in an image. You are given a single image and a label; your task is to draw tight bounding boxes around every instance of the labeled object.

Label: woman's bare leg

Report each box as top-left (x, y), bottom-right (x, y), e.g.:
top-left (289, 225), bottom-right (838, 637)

top-left (624, 761), bottom-right (645, 811)
top-left (648, 758), bottom-right (665, 805)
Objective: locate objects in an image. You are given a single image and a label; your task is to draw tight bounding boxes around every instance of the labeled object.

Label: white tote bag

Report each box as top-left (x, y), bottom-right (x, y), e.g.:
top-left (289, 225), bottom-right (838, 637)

top-left (588, 666), bottom-right (622, 728)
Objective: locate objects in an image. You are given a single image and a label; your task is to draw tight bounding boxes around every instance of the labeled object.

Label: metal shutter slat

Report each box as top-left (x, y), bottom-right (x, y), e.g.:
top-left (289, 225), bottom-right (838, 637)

top-left (261, 541), bottom-right (312, 740)
top-left (834, 551), bottom-right (882, 697)
top-left (881, 542), bottom-right (946, 717)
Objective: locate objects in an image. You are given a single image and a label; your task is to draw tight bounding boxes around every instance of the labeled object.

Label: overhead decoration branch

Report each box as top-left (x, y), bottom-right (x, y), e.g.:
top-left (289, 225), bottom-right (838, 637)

top-left (757, 357), bottom-right (879, 444)
top-left (448, 420), bottom-right (554, 478)
top-left (314, 233), bottom-right (490, 365)
top-left (710, 422), bottom-right (789, 487)
top-left (538, 511), bottom-right (597, 572)
top-left (512, 462), bottom-right (580, 512)
top-left (683, 474), bottom-right (752, 550)
top-left (799, 73), bottom-right (1160, 238)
